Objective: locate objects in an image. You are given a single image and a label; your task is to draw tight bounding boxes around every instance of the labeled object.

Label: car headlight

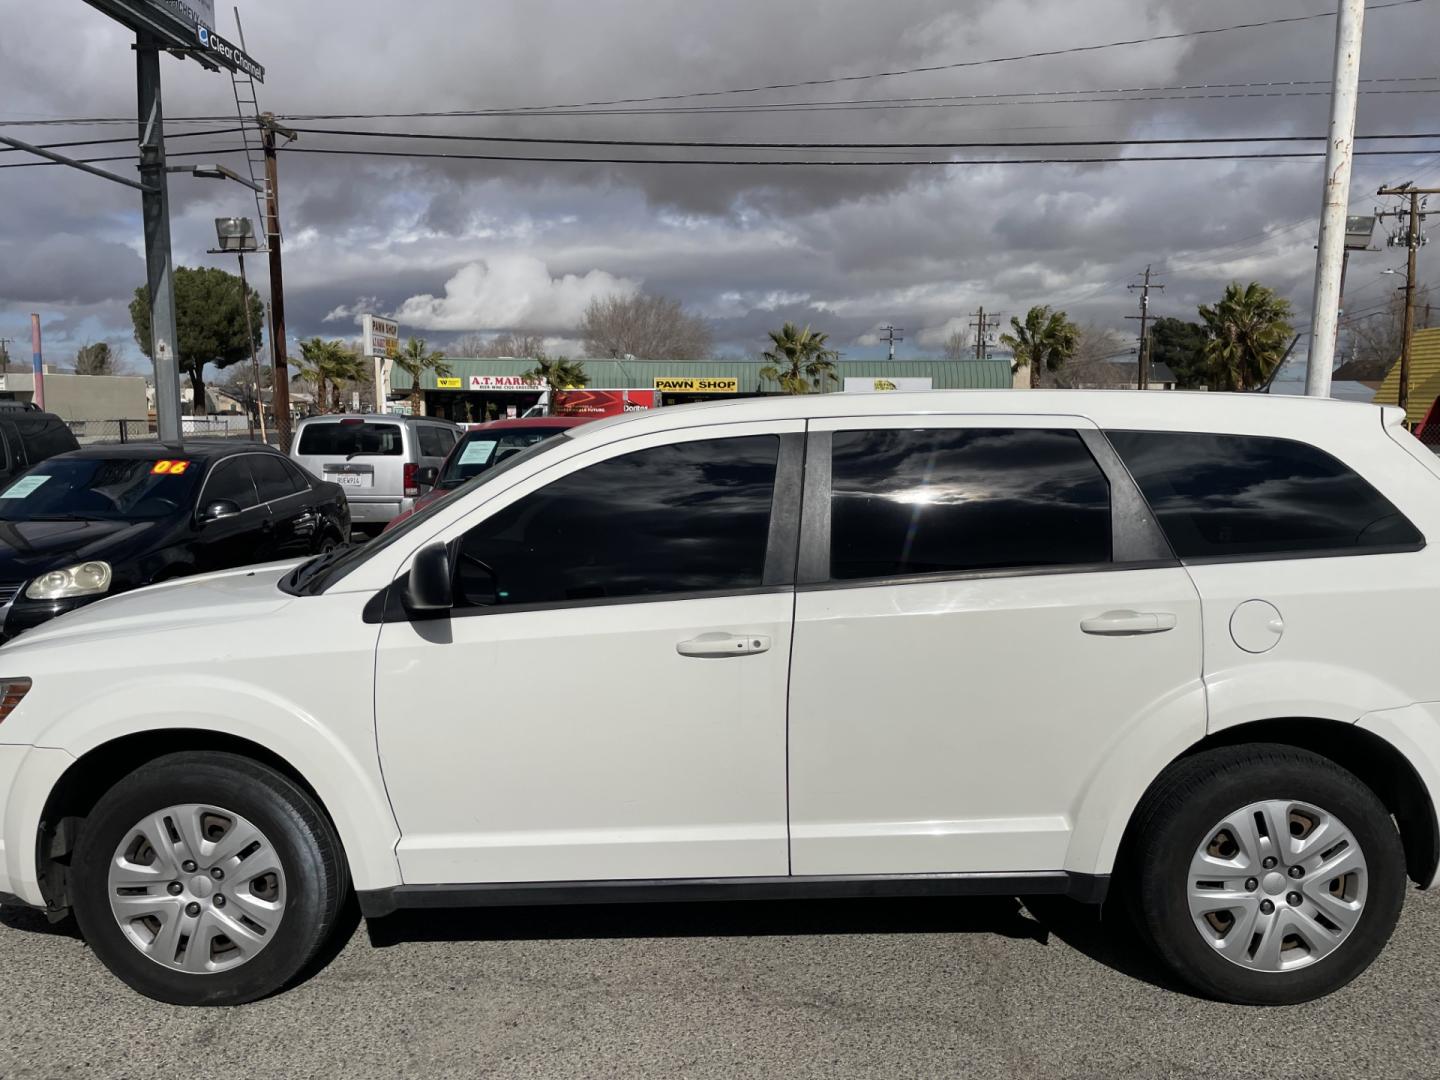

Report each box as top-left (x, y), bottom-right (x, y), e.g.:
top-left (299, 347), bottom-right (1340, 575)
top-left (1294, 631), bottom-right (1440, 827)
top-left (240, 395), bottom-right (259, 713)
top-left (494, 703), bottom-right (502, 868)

top-left (25, 561), bottom-right (113, 601)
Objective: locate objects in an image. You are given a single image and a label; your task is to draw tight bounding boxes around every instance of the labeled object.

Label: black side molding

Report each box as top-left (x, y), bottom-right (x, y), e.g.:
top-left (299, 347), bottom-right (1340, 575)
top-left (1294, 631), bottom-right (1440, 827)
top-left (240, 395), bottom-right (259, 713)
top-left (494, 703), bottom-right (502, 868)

top-left (358, 871), bottom-right (1109, 919)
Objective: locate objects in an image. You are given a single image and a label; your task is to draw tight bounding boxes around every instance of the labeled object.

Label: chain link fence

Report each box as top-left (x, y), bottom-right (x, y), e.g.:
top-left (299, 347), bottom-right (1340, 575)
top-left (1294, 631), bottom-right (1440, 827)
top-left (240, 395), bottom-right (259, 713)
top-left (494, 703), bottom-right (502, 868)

top-left (66, 418), bottom-right (282, 447)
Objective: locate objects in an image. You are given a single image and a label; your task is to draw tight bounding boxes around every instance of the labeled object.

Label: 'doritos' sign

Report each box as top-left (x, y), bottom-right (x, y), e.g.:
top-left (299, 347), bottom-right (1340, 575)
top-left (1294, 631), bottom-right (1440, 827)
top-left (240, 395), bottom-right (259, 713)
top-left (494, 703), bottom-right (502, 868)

top-left (654, 377), bottom-right (740, 394)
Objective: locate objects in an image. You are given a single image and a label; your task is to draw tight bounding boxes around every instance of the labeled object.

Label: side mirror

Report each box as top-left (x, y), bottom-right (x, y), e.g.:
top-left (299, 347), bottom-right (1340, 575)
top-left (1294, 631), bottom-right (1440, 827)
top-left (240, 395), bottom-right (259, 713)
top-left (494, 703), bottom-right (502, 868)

top-left (415, 465), bottom-right (439, 488)
top-left (403, 542), bottom-right (453, 615)
top-left (202, 500), bottom-right (241, 523)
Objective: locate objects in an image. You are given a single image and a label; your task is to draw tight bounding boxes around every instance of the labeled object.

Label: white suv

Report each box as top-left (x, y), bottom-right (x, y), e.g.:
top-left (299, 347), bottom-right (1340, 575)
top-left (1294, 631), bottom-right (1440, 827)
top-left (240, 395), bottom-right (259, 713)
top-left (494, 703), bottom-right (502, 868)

top-left (1, 390), bottom-right (1438, 1007)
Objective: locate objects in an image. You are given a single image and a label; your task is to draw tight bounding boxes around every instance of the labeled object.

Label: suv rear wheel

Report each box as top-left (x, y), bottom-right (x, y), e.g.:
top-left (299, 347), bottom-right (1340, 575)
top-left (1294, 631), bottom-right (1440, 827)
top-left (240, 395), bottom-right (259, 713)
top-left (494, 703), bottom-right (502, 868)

top-left (71, 751), bottom-right (348, 1006)
top-left (1127, 744), bottom-right (1405, 1005)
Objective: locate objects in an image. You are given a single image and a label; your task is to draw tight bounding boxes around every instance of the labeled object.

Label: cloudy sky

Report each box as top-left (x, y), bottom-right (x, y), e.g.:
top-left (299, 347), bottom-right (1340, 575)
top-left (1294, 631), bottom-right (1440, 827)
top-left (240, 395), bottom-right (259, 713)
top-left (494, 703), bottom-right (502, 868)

top-left (2, 0), bottom-right (1438, 376)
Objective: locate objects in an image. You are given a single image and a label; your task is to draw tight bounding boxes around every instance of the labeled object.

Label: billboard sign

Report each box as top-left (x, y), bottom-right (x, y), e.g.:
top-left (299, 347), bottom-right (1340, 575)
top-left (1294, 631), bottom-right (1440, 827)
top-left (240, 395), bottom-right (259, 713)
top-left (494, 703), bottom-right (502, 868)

top-left (843, 377), bottom-right (934, 393)
top-left (553, 389), bottom-right (656, 417)
top-left (83, 1), bottom-right (264, 81)
top-left (654, 376), bottom-right (740, 394)
top-left (435, 377), bottom-right (463, 390)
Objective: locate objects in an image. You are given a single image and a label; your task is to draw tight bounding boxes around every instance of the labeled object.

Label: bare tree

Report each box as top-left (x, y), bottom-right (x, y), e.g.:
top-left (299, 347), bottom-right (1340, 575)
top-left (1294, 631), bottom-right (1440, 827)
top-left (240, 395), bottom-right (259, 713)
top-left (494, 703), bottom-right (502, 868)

top-left (1336, 285), bottom-right (1433, 382)
top-left (1050, 324), bottom-right (1132, 388)
top-left (581, 293), bottom-right (714, 360)
top-left (941, 328), bottom-right (971, 360)
top-left (451, 332), bottom-right (549, 358)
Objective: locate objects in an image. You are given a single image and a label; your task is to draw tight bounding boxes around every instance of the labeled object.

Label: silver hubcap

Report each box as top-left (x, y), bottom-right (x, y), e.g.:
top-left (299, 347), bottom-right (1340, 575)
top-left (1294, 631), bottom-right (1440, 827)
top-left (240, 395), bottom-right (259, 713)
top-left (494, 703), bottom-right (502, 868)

top-left (106, 804), bottom-right (286, 974)
top-left (1188, 799), bottom-right (1367, 972)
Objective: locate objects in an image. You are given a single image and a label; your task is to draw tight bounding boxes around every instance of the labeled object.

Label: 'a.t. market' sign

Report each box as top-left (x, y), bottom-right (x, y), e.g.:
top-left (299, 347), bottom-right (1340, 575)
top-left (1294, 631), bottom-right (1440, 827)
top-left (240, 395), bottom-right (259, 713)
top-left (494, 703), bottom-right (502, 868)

top-left (469, 375), bottom-right (546, 390)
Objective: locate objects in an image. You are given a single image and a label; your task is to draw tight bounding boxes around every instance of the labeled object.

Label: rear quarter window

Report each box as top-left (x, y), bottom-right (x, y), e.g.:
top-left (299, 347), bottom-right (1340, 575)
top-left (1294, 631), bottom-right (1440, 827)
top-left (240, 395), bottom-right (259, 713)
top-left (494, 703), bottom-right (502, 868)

top-left (1106, 430), bottom-right (1424, 560)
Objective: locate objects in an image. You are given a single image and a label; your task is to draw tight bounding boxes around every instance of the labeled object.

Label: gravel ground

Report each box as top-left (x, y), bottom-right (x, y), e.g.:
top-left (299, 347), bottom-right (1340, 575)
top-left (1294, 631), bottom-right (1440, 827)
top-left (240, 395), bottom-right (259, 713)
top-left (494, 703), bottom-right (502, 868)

top-left (2, 888), bottom-right (1437, 1079)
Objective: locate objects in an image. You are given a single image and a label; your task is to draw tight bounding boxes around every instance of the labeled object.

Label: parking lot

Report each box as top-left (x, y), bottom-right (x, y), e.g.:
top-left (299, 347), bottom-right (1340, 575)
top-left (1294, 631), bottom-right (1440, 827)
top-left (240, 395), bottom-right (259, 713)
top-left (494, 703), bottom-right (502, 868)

top-left (3, 887), bottom-right (1438, 1079)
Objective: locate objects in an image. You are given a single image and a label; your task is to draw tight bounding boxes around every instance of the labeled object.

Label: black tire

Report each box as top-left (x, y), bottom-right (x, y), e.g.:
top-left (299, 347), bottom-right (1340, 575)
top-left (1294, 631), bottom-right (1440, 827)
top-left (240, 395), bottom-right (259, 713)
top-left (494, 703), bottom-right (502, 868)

top-left (1126, 743), bottom-right (1406, 1006)
top-left (71, 752), bottom-right (349, 1006)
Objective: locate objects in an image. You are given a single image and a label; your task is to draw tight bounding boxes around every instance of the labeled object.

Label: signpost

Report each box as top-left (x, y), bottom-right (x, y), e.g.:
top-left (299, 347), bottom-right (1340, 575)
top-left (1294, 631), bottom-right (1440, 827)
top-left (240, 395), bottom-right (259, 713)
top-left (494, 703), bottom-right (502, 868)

top-left (361, 315), bottom-right (401, 412)
top-left (79, 0), bottom-right (267, 444)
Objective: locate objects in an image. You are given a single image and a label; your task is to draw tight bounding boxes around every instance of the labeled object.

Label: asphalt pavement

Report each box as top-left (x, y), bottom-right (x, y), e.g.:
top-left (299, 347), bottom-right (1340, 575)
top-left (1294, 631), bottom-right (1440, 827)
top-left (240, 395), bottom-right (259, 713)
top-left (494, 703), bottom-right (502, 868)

top-left (2, 887), bottom-right (1437, 1079)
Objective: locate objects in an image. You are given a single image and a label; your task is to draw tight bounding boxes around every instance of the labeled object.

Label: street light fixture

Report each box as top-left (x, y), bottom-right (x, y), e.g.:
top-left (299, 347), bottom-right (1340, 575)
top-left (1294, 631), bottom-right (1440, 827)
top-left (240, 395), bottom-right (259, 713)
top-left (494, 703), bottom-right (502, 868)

top-left (209, 217), bottom-right (267, 442)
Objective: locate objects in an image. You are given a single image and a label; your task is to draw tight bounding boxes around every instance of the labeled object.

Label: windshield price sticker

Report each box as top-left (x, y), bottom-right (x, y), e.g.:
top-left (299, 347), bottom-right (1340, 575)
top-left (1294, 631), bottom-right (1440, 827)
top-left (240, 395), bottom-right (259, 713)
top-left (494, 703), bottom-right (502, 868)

top-left (151, 460), bottom-right (192, 476)
top-left (458, 440), bottom-right (498, 466)
top-left (0, 475), bottom-right (50, 499)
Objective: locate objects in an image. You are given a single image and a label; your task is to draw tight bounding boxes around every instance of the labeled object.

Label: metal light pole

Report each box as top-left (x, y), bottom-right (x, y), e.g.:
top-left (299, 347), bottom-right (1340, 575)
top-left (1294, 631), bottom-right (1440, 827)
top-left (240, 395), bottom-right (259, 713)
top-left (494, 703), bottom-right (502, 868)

top-left (211, 217), bottom-right (267, 443)
top-left (1306, 0), bottom-right (1366, 398)
top-left (137, 34), bottom-right (183, 443)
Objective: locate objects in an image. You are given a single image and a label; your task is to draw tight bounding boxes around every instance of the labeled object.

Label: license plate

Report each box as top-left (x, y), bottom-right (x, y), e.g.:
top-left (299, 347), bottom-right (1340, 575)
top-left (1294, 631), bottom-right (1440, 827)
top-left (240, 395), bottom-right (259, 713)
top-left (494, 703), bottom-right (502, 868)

top-left (330, 473), bottom-right (370, 488)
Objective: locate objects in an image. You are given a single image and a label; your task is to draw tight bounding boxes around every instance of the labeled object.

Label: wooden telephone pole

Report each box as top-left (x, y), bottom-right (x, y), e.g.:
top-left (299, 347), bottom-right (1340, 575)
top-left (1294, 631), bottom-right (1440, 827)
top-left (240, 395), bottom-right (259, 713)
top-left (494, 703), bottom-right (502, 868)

top-left (1376, 184), bottom-right (1435, 419)
top-left (260, 114), bottom-right (298, 449)
top-left (1126, 266), bottom-right (1165, 390)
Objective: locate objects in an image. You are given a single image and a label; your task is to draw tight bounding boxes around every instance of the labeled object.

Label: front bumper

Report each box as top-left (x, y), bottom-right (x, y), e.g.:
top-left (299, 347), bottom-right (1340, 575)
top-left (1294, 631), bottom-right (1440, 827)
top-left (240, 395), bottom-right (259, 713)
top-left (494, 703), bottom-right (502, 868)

top-left (0, 744), bottom-right (75, 908)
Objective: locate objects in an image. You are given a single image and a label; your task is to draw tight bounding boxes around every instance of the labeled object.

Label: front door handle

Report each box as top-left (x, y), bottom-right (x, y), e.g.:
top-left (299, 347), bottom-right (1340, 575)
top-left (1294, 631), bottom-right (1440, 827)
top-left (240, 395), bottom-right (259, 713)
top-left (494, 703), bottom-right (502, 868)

top-left (677, 632), bottom-right (772, 658)
top-left (1080, 610), bottom-right (1178, 636)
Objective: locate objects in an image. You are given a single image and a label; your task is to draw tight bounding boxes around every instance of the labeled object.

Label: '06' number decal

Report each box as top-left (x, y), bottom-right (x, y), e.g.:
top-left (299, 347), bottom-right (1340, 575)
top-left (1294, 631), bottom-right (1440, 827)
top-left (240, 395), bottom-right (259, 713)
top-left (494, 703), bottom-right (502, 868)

top-left (151, 460), bottom-right (191, 475)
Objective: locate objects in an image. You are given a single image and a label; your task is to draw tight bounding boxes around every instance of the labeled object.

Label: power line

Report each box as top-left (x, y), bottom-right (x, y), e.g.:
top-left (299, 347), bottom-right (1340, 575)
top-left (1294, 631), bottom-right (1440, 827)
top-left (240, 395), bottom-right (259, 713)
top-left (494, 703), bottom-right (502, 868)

top-left (484, 0), bottom-right (1433, 113)
top-left (0, 146), bottom-right (249, 170)
top-left (282, 126), bottom-right (1440, 151)
top-left (0, 127), bottom-right (244, 155)
top-left (266, 145), bottom-right (1440, 168)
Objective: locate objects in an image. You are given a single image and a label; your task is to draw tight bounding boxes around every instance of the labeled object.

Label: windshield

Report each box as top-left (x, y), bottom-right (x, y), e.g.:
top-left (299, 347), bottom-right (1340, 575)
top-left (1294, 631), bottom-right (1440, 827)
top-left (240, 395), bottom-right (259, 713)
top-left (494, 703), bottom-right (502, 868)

top-left (439, 429), bottom-right (567, 487)
top-left (289, 433), bottom-right (571, 595)
top-left (297, 421), bottom-right (402, 457)
top-left (0, 457), bottom-right (202, 521)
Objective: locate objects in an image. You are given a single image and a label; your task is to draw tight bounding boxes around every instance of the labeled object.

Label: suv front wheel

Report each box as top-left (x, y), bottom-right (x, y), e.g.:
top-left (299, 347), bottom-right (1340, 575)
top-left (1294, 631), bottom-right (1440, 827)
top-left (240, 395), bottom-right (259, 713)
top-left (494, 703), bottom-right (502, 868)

top-left (1128, 744), bottom-right (1406, 1005)
top-left (71, 751), bottom-right (348, 1006)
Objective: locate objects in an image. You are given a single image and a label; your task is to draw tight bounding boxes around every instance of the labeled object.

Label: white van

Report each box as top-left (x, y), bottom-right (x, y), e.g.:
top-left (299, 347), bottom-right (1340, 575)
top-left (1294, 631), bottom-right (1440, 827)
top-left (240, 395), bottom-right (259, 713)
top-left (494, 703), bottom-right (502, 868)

top-left (2, 390), bottom-right (1438, 1007)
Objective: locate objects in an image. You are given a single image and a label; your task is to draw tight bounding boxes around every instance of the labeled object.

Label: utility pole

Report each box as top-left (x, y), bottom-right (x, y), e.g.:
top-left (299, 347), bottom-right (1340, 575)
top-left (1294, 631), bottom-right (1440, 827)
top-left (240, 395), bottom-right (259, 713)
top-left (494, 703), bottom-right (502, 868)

top-left (1376, 184), bottom-right (1435, 420)
top-left (1305, 0), bottom-right (1366, 398)
top-left (1126, 266), bottom-right (1165, 390)
top-left (970, 307), bottom-right (1001, 360)
top-left (137, 33), bottom-right (183, 444)
top-left (880, 325), bottom-right (904, 361)
top-left (260, 114), bottom-right (297, 449)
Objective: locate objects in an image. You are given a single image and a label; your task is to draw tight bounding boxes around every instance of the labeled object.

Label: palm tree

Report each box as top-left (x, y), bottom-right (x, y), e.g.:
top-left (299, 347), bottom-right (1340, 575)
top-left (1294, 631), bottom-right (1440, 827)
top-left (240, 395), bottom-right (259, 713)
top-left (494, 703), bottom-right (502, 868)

top-left (759, 322), bottom-right (839, 395)
top-left (1000, 306), bottom-right (1080, 389)
top-left (1197, 281), bottom-right (1296, 391)
top-left (296, 338), bottom-right (362, 414)
top-left (390, 337), bottom-right (454, 415)
top-left (523, 354), bottom-right (590, 393)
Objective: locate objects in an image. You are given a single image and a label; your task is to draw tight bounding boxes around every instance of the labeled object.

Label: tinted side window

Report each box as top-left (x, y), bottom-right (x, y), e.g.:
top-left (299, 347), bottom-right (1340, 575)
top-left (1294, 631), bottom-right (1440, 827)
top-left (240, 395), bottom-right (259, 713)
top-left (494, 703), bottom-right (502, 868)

top-left (829, 428), bottom-right (1112, 580)
top-left (418, 426), bottom-right (455, 457)
top-left (204, 458), bottom-right (259, 509)
top-left (250, 454), bottom-right (302, 502)
top-left (281, 458), bottom-right (314, 493)
top-left (454, 436), bottom-right (779, 608)
top-left (1107, 431), bottom-right (1423, 559)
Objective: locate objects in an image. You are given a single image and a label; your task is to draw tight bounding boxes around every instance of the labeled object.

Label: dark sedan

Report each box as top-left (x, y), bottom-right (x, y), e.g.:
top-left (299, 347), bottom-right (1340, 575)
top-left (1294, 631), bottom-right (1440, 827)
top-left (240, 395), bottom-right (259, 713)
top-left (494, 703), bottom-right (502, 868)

top-left (0, 441), bottom-right (349, 641)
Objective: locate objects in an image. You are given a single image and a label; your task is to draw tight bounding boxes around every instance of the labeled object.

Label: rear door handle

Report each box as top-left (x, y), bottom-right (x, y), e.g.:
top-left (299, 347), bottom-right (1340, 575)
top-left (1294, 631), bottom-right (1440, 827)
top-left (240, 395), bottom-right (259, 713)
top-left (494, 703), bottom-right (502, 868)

top-left (677, 632), bottom-right (772, 658)
top-left (1080, 610), bottom-right (1177, 636)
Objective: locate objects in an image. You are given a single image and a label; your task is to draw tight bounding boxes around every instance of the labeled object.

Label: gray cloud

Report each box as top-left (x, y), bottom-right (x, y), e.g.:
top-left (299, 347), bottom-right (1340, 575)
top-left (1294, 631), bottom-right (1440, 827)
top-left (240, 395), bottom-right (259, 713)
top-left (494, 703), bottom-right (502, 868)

top-left (2, 0), bottom-right (1438, 367)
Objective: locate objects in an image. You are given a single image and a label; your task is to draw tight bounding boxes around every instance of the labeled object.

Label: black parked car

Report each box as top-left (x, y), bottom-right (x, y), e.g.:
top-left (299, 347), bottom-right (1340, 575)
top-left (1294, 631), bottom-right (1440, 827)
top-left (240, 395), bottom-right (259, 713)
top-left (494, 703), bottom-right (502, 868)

top-left (0, 404), bottom-right (80, 484)
top-left (0, 441), bottom-right (350, 641)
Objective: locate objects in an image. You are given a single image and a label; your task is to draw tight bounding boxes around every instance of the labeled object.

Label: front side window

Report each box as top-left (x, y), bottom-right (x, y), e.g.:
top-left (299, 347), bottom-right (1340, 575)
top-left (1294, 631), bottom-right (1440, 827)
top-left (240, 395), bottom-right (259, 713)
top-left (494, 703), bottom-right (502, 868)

top-left (204, 458), bottom-right (260, 510)
top-left (454, 436), bottom-right (780, 608)
top-left (829, 427), bottom-right (1112, 580)
top-left (1106, 430), bottom-right (1424, 560)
